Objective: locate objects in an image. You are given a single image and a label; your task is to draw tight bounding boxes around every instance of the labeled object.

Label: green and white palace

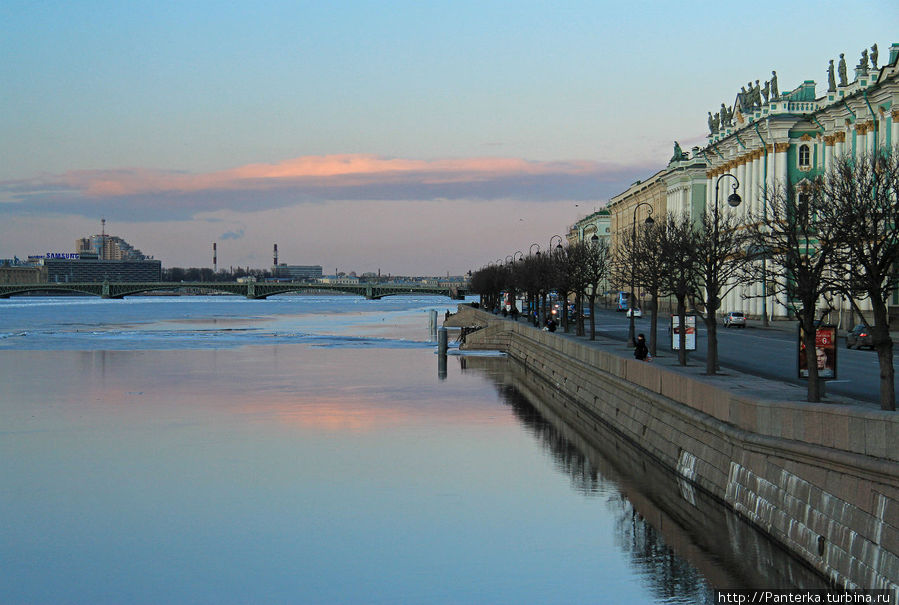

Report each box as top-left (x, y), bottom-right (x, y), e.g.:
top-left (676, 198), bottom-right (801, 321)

top-left (585, 41), bottom-right (899, 324)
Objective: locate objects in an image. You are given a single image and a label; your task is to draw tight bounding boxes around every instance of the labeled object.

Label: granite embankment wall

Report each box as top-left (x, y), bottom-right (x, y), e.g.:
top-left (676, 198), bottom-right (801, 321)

top-left (449, 305), bottom-right (899, 592)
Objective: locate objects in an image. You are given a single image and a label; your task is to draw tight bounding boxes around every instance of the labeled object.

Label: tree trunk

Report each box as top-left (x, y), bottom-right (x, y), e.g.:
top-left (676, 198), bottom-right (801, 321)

top-left (871, 302), bottom-right (896, 411)
top-left (649, 293), bottom-right (659, 356)
top-left (704, 314), bottom-right (718, 375)
top-left (575, 292), bottom-right (584, 337)
top-left (677, 297), bottom-right (688, 366)
top-left (588, 295), bottom-right (597, 340)
top-left (800, 314), bottom-right (822, 403)
top-left (704, 291), bottom-right (719, 375)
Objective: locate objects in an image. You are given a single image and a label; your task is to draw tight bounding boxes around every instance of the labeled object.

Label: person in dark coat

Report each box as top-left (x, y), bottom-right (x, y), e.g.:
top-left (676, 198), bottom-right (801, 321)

top-left (634, 334), bottom-right (649, 361)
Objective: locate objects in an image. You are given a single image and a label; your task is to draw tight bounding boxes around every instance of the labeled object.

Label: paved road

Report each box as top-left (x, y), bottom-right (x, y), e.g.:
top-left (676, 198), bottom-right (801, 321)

top-left (556, 306), bottom-right (896, 406)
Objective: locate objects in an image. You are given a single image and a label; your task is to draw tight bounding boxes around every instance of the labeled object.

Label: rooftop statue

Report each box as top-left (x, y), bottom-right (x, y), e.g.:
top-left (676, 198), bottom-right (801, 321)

top-left (752, 79), bottom-right (762, 108)
top-left (761, 80), bottom-right (770, 104)
top-left (671, 141), bottom-right (688, 162)
top-left (713, 112), bottom-right (720, 132)
top-left (871, 43), bottom-right (879, 69)
top-left (708, 112), bottom-right (717, 135)
top-left (720, 103), bottom-right (730, 127)
top-left (838, 54), bottom-right (848, 86)
top-left (827, 59), bottom-right (836, 92)
top-left (859, 48), bottom-right (869, 74)
top-left (770, 71), bottom-right (778, 98)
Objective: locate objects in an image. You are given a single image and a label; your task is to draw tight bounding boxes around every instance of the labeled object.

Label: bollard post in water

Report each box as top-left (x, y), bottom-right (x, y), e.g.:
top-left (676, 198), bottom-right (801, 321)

top-left (438, 326), bottom-right (448, 355)
top-left (437, 326), bottom-right (448, 380)
top-left (430, 309), bottom-right (438, 336)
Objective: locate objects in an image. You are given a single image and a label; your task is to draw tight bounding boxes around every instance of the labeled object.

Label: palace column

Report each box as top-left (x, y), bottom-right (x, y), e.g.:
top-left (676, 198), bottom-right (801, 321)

top-left (823, 135), bottom-right (834, 173)
top-left (773, 142), bottom-right (790, 317)
top-left (892, 109), bottom-right (899, 149)
top-left (740, 153), bottom-right (751, 328)
top-left (748, 150), bottom-right (761, 318)
top-left (854, 124), bottom-right (865, 161)
top-left (834, 131), bottom-right (845, 160)
top-left (754, 150), bottom-right (764, 215)
top-left (736, 157), bottom-right (747, 219)
top-left (774, 142), bottom-right (789, 192)
top-left (865, 121), bottom-right (876, 155)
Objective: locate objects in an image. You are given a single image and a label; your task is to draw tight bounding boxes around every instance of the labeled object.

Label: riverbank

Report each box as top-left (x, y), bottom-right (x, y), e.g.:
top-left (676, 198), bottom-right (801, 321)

top-left (448, 304), bottom-right (899, 593)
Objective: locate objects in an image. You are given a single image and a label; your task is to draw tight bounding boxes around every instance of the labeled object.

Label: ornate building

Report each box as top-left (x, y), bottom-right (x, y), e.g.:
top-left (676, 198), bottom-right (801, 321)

top-left (601, 40), bottom-right (899, 322)
top-left (567, 208), bottom-right (611, 246)
top-left (702, 42), bottom-right (899, 321)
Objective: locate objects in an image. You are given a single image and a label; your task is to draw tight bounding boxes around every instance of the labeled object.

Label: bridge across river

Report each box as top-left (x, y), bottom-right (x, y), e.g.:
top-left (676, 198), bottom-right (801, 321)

top-left (0, 281), bottom-right (467, 300)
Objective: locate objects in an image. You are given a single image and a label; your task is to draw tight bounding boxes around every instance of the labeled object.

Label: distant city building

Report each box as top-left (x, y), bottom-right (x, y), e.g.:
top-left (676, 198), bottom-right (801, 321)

top-left (319, 275), bottom-right (360, 285)
top-left (0, 262), bottom-right (46, 284)
top-left (77, 234), bottom-right (150, 261)
top-left (273, 264), bottom-right (323, 281)
top-left (42, 258), bottom-right (162, 283)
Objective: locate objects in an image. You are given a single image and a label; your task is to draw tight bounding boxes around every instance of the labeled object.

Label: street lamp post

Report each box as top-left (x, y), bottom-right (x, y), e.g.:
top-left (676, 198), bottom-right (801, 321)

top-left (629, 202), bottom-right (655, 346)
top-left (549, 235), bottom-right (563, 254)
top-left (712, 172), bottom-right (742, 316)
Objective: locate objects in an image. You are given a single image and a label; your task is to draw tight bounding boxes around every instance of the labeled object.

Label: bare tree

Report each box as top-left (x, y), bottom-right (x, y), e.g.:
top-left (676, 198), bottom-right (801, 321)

top-left (821, 151), bottom-right (899, 411)
top-left (469, 264), bottom-right (508, 311)
top-left (582, 237), bottom-right (611, 340)
top-left (692, 194), bottom-right (751, 375)
top-left (548, 246), bottom-right (573, 332)
top-left (630, 221), bottom-right (665, 355)
top-left (565, 242), bottom-right (591, 337)
top-left (745, 179), bottom-right (841, 402)
top-left (657, 213), bottom-right (700, 366)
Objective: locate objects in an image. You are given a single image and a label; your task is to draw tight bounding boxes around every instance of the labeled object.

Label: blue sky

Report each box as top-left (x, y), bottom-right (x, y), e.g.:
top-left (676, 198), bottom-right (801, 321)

top-left (2, 1), bottom-right (896, 273)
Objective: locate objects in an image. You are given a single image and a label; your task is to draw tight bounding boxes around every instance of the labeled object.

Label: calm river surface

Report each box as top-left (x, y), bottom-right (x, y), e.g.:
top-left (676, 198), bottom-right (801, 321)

top-left (0, 295), bottom-right (825, 604)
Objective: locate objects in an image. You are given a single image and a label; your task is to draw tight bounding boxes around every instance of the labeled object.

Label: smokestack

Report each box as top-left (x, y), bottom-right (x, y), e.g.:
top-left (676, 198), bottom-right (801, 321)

top-left (100, 217), bottom-right (107, 260)
top-left (273, 243), bottom-right (278, 267)
top-left (213, 242), bottom-right (217, 273)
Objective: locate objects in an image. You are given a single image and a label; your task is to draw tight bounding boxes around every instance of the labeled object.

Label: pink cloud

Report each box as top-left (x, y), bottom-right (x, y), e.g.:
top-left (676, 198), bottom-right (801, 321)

top-left (44, 154), bottom-right (622, 197)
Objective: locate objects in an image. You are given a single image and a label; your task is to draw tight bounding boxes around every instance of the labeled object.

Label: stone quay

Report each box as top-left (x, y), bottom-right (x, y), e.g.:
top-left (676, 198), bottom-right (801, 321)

top-left (447, 304), bottom-right (899, 593)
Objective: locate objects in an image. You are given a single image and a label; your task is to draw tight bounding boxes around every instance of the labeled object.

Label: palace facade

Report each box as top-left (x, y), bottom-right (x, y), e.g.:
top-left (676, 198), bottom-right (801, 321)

top-left (598, 41), bottom-right (899, 323)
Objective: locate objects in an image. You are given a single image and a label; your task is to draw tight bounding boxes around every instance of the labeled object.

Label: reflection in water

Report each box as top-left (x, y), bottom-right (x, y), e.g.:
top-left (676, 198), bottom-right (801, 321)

top-left (462, 355), bottom-right (826, 597)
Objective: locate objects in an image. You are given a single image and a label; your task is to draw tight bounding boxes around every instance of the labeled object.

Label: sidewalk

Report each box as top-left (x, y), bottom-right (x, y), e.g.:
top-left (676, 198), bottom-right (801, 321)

top-left (479, 311), bottom-right (883, 411)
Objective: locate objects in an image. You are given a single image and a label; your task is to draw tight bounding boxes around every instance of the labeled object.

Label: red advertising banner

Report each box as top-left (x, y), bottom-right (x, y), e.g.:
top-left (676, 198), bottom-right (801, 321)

top-left (798, 324), bottom-right (837, 380)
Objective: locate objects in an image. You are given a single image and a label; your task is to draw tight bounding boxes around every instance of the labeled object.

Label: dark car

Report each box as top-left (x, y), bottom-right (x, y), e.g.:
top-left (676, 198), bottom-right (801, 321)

top-left (846, 324), bottom-right (874, 350)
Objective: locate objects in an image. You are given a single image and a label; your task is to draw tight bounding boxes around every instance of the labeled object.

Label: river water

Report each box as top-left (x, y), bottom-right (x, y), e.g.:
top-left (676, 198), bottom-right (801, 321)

top-left (0, 295), bottom-right (825, 604)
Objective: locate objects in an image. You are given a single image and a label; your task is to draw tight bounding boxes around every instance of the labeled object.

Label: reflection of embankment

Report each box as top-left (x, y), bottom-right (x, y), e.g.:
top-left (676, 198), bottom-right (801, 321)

top-left (460, 355), bottom-right (826, 593)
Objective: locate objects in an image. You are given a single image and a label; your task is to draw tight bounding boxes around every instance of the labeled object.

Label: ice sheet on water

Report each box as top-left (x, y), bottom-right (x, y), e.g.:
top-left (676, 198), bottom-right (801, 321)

top-left (0, 294), bottom-right (476, 351)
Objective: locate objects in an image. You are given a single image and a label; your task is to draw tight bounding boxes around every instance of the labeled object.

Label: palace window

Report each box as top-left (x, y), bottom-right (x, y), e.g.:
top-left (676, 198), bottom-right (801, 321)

top-left (798, 144), bottom-right (811, 170)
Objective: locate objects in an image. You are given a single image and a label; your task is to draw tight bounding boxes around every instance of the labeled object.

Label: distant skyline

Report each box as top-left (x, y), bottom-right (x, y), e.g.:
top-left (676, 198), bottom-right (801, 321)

top-left (2, 1), bottom-right (897, 274)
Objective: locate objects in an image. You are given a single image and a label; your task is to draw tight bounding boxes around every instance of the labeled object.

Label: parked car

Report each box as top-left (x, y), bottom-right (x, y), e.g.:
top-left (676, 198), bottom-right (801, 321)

top-left (626, 308), bottom-right (642, 318)
top-left (846, 324), bottom-right (874, 349)
top-left (723, 311), bottom-right (746, 328)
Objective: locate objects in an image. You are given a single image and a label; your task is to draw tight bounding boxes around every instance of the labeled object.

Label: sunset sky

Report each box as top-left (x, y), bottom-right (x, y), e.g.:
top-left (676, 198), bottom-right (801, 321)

top-left (2, 1), bottom-right (896, 275)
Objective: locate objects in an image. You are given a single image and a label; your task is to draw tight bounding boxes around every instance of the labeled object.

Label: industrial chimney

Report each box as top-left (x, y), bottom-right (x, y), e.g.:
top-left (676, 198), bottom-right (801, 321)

top-left (273, 243), bottom-right (278, 267)
top-left (213, 242), bottom-right (217, 273)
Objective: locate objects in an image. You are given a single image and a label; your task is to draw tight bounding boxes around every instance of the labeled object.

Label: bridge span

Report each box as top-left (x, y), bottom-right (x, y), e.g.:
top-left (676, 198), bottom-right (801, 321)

top-left (0, 281), bottom-right (468, 300)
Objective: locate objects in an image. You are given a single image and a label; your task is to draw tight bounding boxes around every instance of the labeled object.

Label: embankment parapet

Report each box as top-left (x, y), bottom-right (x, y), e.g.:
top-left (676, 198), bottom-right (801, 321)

top-left (451, 305), bottom-right (899, 592)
